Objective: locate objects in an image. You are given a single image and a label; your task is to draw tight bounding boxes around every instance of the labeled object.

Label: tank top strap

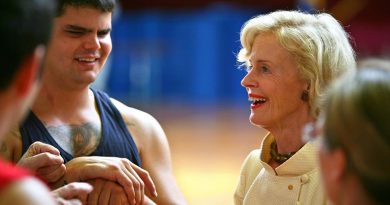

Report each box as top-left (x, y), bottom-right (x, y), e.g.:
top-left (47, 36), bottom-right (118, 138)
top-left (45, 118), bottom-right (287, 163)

top-left (90, 88), bottom-right (142, 166)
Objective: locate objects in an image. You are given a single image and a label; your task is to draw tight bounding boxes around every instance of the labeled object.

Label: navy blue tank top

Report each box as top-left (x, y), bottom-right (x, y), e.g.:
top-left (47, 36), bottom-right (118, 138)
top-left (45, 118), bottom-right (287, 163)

top-left (19, 89), bottom-right (142, 166)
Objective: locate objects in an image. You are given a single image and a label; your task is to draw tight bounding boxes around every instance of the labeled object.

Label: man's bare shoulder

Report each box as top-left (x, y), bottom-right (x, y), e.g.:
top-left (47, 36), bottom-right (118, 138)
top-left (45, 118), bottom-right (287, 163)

top-left (109, 98), bottom-right (159, 128)
top-left (0, 129), bottom-right (23, 162)
top-left (109, 98), bottom-right (167, 146)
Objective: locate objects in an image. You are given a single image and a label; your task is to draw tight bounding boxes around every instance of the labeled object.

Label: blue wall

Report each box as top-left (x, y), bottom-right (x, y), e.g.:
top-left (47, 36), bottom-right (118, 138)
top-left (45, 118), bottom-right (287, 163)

top-left (103, 4), bottom-right (262, 106)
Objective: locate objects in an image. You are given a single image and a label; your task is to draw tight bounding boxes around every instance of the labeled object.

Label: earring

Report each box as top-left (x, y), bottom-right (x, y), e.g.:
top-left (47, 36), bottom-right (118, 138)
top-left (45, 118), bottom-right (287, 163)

top-left (301, 90), bottom-right (309, 102)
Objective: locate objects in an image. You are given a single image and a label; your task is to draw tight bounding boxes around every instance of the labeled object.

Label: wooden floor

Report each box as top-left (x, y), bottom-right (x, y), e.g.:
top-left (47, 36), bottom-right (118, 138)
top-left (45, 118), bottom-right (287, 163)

top-left (147, 104), bottom-right (266, 205)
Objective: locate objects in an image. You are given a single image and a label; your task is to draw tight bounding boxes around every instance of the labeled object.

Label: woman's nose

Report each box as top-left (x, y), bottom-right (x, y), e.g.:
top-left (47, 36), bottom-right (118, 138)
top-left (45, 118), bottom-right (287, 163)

top-left (241, 72), bottom-right (256, 88)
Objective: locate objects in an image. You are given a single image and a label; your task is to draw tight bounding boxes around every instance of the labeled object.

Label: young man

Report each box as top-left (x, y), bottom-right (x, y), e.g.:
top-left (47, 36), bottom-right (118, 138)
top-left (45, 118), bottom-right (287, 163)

top-left (0, 0), bottom-right (186, 204)
top-left (0, 0), bottom-right (92, 204)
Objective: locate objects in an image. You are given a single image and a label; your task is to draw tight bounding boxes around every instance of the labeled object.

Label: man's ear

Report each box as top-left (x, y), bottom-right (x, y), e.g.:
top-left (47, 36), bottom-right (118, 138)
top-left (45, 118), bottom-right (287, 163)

top-left (14, 46), bottom-right (45, 97)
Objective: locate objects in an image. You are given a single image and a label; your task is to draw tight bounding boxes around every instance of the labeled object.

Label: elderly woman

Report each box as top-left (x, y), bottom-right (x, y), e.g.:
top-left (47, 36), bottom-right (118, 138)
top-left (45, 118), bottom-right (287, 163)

top-left (234, 10), bottom-right (356, 205)
top-left (317, 64), bottom-right (390, 205)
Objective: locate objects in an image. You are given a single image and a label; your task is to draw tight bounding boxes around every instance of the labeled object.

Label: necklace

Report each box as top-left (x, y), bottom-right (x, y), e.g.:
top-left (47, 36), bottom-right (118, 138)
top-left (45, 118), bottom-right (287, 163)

top-left (270, 141), bottom-right (297, 164)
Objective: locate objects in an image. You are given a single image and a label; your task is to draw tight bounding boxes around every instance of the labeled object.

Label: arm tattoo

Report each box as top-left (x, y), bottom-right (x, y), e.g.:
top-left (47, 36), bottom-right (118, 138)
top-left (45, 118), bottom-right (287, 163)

top-left (0, 131), bottom-right (20, 157)
top-left (47, 122), bottom-right (101, 157)
top-left (123, 117), bottom-right (136, 128)
top-left (0, 142), bottom-right (7, 153)
top-left (0, 142), bottom-right (9, 161)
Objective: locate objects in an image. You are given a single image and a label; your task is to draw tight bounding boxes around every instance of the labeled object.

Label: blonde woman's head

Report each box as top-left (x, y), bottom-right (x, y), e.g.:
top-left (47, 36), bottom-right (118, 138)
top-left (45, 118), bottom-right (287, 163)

top-left (238, 10), bottom-right (356, 117)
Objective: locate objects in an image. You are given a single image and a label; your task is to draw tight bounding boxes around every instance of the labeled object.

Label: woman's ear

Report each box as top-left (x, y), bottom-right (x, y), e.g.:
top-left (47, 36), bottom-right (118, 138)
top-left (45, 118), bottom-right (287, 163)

top-left (300, 81), bottom-right (311, 102)
top-left (306, 82), bottom-right (311, 90)
top-left (14, 46), bottom-right (45, 97)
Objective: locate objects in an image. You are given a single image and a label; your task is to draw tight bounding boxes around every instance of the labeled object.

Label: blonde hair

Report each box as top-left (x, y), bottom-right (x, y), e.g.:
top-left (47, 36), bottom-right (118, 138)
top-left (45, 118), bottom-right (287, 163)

top-left (237, 10), bottom-right (356, 117)
top-left (323, 67), bottom-right (390, 204)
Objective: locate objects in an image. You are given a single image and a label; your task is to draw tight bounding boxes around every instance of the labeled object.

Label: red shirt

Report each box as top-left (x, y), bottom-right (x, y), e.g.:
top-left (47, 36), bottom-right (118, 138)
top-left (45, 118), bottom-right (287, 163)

top-left (0, 160), bottom-right (31, 193)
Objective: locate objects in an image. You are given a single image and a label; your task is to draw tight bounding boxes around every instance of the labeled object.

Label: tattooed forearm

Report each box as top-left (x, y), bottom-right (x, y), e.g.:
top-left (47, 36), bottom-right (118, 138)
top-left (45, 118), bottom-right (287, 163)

top-left (47, 122), bottom-right (101, 157)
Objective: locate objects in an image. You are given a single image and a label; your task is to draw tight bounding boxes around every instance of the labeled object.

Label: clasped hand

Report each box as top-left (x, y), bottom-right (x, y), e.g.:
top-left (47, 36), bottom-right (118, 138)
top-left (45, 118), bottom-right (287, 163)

top-left (19, 142), bottom-right (157, 205)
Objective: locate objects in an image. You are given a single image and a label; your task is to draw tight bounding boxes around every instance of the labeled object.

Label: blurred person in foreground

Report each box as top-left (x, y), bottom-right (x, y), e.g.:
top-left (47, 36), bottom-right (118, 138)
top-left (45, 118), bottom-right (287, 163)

top-left (313, 61), bottom-right (390, 205)
top-left (234, 10), bottom-right (356, 205)
top-left (0, 0), bottom-right (186, 204)
top-left (0, 0), bottom-right (93, 204)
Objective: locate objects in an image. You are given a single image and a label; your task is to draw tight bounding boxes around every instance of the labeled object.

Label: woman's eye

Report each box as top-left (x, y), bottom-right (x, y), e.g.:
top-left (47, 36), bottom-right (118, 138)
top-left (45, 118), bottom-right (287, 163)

top-left (244, 65), bottom-right (271, 74)
top-left (246, 65), bottom-right (253, 72)
top-left (261, 66), bottom-right (270, 73)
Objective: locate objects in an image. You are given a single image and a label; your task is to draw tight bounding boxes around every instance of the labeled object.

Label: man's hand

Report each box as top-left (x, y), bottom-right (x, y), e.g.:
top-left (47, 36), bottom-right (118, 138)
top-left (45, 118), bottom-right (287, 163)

top-left (65, 156), bottom-right (157, 205)
top-left (86, 179), bottom-right (129, 205)
top-left (52, 182), bottom-right (93, 205)
top-left (17, 141), bottom-right (65, 184)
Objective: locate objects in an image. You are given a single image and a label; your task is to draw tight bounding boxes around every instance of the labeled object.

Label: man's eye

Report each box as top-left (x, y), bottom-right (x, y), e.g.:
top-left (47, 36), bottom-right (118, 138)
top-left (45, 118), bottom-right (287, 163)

top-left (67, 30), bottom-right (83, 35)
top-left (98, 29), bottom-right (111, 37)
top-left (98, 31), bottom-right (109, 37)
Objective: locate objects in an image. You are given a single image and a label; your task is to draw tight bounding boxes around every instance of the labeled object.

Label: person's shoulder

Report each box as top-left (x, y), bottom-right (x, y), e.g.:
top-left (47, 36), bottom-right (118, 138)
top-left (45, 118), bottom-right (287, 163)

top-left (237, 149), bottom-right (263, 194)
top-left (244, 149), bottom-right (261, 166)
top-left (0, 129), bottom-right (23, 162)
top-left (92, 89), bottom-right (150, 119)
top-left (0, 176), bottom-right (56, 205)
top-left (109, 98), bottom-right (166, 146)
top-left (109, 98), bottom-right (160, 128)
top-left (110, 98), bottom-right (154, 118)
top-left (240, 149), bottom-right (262, 174)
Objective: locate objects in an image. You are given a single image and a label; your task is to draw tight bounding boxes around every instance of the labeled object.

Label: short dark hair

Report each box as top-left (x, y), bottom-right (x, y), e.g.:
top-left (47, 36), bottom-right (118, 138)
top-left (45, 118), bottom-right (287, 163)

top-left (0, 0), bottom-right (57, 90)
top-left (324, 67), bottom-right (390, 204)
top-left (57, 0), bottom-right (116, 16)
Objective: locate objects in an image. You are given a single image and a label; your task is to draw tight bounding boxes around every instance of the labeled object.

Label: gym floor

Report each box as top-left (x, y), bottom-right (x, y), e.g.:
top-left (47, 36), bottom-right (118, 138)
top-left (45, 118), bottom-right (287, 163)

top-left (147, 104), bottom-right (266, 205)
